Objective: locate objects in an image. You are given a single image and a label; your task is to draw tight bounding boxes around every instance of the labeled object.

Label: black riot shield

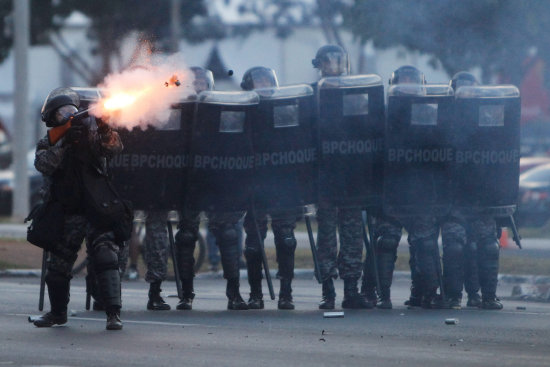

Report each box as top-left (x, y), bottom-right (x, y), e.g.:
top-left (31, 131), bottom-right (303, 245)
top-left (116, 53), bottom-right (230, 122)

top-left (250, 85), bottom-right (317, 211)
top-left (383, 84), bottom-right (455, 217)
top-left (108, 101), bottom-right (195, 210)
top-left (452, 86), bottom-right (521, 216)
top-left (185, 91), bottom-right (259, 212)
top-left (317, 75), bottom-right (385, 208)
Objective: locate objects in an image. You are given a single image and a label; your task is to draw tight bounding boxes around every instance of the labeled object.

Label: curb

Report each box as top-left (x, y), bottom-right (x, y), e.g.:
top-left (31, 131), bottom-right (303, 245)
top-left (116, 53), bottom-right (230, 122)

top-left (2, 268), bottom-right (545, 286)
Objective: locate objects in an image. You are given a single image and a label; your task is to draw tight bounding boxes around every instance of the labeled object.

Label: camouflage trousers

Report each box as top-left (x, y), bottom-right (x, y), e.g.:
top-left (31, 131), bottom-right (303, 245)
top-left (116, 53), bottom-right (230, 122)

top-left (176, 210), bottom-right (244, 280)
top-left (316, 205), bottom-right (364, 281)
top-left (440, 211), bottom-right (468, 299)
top-left (142, 211), bottom-right (170, 283)
top-left (468, 215), bottom-right (499, 298)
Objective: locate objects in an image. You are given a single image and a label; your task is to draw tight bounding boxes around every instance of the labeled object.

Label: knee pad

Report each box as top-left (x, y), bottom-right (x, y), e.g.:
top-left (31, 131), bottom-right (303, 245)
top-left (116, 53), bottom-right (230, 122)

top-left (443, 240), bottom-right (464, 260)
top-left (376, 236), bottom-right (399, 253)
top-left (479, 239), bottom-right (499, 261)
top-left (175, 229), bottom-right (197, 247)
top-left (93, 244), bottom-right (119, 272)
top-left (244, 245), bottom-right (262, 261)
top-left (275, 228), bottom-right (297, 250)
top-left (220, 225), bottom-right (238, 242)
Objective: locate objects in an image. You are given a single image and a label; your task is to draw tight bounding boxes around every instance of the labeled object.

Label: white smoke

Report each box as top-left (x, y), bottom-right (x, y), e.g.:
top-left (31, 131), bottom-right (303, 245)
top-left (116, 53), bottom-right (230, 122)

top-left (90, 53), bottom-right (195, 130)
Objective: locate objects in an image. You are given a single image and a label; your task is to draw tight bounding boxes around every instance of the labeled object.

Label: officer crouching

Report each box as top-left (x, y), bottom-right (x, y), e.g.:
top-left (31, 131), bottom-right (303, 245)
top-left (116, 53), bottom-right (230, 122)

top-left (31, 88), bottom-right (130, 330)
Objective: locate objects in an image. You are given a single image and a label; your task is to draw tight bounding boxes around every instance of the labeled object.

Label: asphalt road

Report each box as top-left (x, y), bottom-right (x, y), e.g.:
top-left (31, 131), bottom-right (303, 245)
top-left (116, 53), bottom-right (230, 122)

top-left (1, 277), bottom-right (549, 367)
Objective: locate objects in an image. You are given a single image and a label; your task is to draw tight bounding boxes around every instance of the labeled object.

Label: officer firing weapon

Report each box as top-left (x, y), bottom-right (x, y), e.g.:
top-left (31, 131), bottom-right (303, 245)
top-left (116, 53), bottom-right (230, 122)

top-left (362, 211), bottom-right (381, 298)
top-left (305, 215), bottom-right (322, 284)
top-left (48, 74), bottom-right (183, 145)
top-left (38, 250), bottom-right (47, 311)
top-left (166, 221), bottom-right (183, 300)
top-left (249, 203), bottom-right (276, 300)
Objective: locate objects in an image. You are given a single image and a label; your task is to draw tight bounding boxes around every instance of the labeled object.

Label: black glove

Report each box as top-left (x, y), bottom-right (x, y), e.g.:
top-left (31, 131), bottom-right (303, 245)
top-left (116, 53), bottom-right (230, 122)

top-left (96, 118), bottom-right (110, 135)
top-left (65, 124), bottom-right (85, 144)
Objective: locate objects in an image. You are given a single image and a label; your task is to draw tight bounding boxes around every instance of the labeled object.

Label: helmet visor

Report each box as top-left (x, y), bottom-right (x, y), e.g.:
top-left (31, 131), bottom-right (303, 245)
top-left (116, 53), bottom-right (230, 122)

top-left (54, 105), bottom-right (78, 126)
top-left (320, 52), bottom-right (349, 76)
top-left (250, 69), bottom-right (279, 90)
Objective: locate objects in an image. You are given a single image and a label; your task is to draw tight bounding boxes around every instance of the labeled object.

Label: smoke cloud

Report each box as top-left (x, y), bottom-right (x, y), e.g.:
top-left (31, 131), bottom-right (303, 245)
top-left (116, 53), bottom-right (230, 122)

top-left (90, 53), bottom-right (195, 130)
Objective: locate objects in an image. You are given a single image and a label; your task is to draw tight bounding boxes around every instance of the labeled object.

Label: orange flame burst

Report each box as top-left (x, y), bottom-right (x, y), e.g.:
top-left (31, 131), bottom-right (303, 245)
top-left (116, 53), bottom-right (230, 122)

top-left (102, 87), bottom-right (151, 111)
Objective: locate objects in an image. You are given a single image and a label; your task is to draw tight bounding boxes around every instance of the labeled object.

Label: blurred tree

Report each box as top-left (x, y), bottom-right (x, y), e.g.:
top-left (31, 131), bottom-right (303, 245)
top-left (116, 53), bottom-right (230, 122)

top-left (0, 0), bottom-right (206, 83)
top-left (0, 0), bottom-right (73, 64)
top-left (59, 0), bottom-right (207, 83)
top-left (343, 0), bottom-right (550, 84)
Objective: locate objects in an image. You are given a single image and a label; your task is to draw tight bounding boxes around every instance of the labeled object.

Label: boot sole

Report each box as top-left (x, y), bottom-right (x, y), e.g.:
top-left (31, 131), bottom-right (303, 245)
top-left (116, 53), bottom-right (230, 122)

top-left (106, 324), bottom-right (123, 330)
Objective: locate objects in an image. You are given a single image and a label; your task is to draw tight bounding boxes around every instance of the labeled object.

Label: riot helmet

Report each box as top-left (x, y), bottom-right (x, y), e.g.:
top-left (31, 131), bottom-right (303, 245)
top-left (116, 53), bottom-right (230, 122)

top-left (312, 44), bottom-right (349, 77)
top-left (240, 66), bottom-right (279, 91)
top-left (41, 90), bottom-right (79, 127)
top-left (450, 71), bottom-right (479, 91)
top-left (389, 65), bottom-right (426, 85)
top-left (190, 66), bottom-right (215, 93)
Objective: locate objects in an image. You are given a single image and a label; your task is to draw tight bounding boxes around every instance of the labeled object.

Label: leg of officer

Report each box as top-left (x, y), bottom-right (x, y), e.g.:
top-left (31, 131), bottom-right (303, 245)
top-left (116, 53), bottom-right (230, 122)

top-left (316, 204), bottom-right (338, 310)
top-left (143, 211), bottom-right (170, 311)
top-left (272, 211), bottom-right (298, 310)
top-left (88, 228), bottom-right (123, 330)
top-left (209, 212), bottom-right (248, 310)
top-left (464, 230), bottom-right (481, 307)
top-left (338, 207), bottom-right (372, 309)
top-left (33, 215), bottom-right (87, 327)
top-left (174, 210), bottom-right (201, 310)
top-left (243, 211), bottom-right (268, 309)
top-left (406, 216), bottom-right (440, 309)
top-left (374, 215), bottom-right (402, 309)
top-left (441, 217), bottom-right (466, 309)
top-left (472, 216), bottom-right (502, 310)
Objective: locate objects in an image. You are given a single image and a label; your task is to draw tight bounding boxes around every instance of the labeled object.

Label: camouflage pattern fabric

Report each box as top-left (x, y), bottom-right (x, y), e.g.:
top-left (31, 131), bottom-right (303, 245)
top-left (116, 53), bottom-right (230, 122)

top-left (143, 211), bottom-right (169, 283)
top-left (316, 205), bottom-right (364, 281)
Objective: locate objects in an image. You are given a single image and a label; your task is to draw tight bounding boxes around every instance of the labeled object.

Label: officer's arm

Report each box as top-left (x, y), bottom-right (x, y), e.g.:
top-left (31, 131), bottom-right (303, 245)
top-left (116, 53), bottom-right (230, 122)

top-left (89, 119), bottom-right (123, 158)
top-left (34, 136), bottom-right (67, 176)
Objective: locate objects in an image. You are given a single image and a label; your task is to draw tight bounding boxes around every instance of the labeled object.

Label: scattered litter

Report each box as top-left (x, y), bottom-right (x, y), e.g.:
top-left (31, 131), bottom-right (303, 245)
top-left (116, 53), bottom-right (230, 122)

top-left (323, 312), bottom-right (344, 318)
top-left (458, 339), bottom-right (464, 342)
top-left (319, 338), bottom-right (326, 342)
top-left (69, 310), bottom-right (77, 316)
top-left (399, 313), bottom-right (405, 316)
top-left (445, 318), bottom-right (459, 325)
top-left (516, 306), bottom-right (526, 310)
top-left (322, 330), bottom-right (326, 335)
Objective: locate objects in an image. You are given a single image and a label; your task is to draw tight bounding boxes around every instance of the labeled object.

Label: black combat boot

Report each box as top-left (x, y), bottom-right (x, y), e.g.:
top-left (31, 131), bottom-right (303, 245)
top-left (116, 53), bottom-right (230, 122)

top-left (319, 279), bottom-right (336, 310)
top-left (147, 281), bottom-right (171, 311)
top-left (377, 249), bottom-right (397, 310)
top-left (278, 278), bottom-right (294, 310)
top-left (342, 278), bottom-right (373, 309)
top-left (466, 293), bottom-right (482, 308)
top-left (33, 273), bottom-right (69, 328)
top-left (421, 288), bottom-right (439, 309)
top-left (106, 310), bottom-right (123, 330)
top-left (176, 278), bottom-right (195, 310)
top-left (246, 258), bottom-right (264, 310)
top-left (481, 296), bottom-right (503, 310)
top-left (226, 278), bottom-right (249, 310)
top-left (361, 260), bottom-right (378, 306)
top-left (377, 287), bottom-right (392, 310)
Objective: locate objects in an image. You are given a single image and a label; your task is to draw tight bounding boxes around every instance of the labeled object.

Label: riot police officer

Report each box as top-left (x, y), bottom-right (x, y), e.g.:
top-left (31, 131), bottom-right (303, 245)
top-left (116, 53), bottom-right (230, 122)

top-left (240, 66), bottom-right (299, 310)
top-left (312, 45), bottom-right (371, 310)
top-left (143, 211), bottom-right (171, 311)
top-left (449, 71), bottom-right (498, 309)
top-left (174, 67), bottom-right (249, 311)
top-left (32, 88), bottom-right (126, 330)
